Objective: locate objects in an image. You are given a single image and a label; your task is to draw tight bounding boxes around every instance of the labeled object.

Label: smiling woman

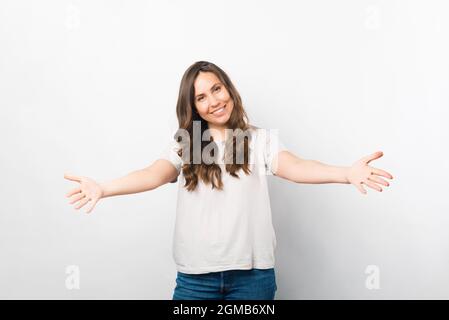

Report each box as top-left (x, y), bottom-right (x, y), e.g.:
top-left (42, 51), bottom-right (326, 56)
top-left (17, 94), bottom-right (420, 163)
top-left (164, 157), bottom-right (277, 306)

top-left (174, 61), bottom-right (252, 191)
top-left (64, 60), bottom-right (393, 301)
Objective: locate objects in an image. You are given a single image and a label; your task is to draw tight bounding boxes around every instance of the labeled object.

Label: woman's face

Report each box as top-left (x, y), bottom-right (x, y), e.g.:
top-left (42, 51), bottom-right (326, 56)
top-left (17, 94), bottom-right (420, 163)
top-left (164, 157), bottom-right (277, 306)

top-left (193, 71), bottom-right (234, 128)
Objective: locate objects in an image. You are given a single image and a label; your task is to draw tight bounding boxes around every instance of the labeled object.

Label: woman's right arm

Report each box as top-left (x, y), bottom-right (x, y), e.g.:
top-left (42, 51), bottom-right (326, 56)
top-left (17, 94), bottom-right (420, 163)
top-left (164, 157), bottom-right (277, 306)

top-left (100, 159), bottom-right (179, 198)
top-left (64, 159), bottom-right (179, 213)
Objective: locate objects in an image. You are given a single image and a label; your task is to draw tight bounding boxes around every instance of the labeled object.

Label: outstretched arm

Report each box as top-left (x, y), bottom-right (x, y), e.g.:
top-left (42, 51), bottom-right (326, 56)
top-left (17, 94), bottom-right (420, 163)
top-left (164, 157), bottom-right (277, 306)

top-left (98, 159), bottom-right (179, 198)
top-left (273, 150), bottom-right (393, 194)
top-left (64, 159), bottom-right (179, 213)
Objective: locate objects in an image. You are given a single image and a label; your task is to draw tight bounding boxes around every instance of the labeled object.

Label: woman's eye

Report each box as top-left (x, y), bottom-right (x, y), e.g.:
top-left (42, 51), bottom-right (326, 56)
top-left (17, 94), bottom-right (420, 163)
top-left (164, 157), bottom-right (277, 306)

top-left (215, 86), bottom-right (221, 92)
top-left (197, 96), bottom-right (204, 101)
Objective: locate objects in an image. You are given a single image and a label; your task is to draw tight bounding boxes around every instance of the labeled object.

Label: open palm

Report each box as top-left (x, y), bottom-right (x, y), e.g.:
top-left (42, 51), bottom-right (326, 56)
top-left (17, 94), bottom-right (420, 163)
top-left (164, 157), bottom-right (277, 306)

top-left (64, 173), bottom-right (103, 213)
top-left (346, 151), bottom-right (394, 194)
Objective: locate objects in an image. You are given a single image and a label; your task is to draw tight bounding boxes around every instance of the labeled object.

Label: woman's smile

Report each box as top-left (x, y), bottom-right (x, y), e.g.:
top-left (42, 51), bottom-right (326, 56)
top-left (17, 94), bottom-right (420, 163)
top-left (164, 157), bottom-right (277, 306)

top-left (211, 104), bottom-right (227, 116)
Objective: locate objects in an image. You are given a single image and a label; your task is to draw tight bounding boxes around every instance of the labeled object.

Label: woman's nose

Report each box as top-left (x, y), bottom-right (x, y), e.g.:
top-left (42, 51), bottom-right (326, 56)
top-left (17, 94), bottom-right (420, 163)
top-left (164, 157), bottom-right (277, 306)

top-left (209, 96), bottom-right (220, 108)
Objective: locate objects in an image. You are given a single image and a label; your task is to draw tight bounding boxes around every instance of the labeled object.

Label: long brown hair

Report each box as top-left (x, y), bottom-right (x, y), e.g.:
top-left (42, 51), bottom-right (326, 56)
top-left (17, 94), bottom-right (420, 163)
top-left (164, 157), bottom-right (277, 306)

top-left (174, 61), bottom-right (251, 191)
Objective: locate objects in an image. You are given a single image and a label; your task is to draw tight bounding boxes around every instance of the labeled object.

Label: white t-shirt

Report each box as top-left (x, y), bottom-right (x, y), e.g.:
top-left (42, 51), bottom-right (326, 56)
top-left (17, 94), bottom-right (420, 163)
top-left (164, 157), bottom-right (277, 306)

top-left (158, 125), bottom-right (288, 274)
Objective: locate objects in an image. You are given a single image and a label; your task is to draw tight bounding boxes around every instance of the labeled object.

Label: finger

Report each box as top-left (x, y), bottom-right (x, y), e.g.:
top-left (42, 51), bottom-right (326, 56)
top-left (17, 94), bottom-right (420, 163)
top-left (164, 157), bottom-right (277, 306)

top-left (363, 151), bottom-right (383, 164)
top-left (75, 197), bottom-right (90, 210)
top-left (69, 192), bottom-right (85, 204)
top-left (368, 175), bottom-right (389, 187)
top-left (66, 187), bottom-right (81, 198)
top-left (363, 179), bottom-right (383, 192)
top-left (71, 194), bottom-right (86, 207)
top-left (371, 167), bottom-right (393, 180)
top-left (85, 198), bottom-right (98, 214)
top-left (355, 182), bottom-right (367, 195)
top-left (64, 173), bottom-right (82, 182)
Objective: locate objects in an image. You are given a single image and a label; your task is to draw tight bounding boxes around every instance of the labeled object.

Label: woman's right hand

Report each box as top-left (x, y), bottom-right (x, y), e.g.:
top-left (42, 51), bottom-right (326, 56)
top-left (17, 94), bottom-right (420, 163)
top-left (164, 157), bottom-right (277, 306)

top-left (64, 173), bottom-right (104, 213)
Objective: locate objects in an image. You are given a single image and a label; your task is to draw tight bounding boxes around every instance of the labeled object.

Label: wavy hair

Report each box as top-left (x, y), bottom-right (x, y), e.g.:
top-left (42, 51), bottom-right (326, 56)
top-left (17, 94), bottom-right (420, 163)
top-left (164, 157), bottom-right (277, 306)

top-left (174, 61), bottom-right (251, 191)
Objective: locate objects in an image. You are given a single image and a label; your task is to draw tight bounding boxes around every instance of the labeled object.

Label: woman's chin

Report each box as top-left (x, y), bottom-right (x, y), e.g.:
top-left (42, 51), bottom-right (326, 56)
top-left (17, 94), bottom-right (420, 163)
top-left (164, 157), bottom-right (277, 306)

top-left (208, 115), bottom-right (230, 126)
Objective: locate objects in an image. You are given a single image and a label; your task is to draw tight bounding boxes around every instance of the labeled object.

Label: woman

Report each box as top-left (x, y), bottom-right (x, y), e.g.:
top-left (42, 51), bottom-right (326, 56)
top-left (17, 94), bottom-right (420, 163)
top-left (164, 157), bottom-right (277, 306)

top-left (64, 61), bottom-right (393, 300)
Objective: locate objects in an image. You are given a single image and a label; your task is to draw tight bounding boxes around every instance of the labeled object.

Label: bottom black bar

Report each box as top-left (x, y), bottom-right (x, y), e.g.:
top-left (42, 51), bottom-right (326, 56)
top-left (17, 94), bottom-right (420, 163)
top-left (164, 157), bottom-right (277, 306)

top-left (1, 300), bottom-right (447, 319)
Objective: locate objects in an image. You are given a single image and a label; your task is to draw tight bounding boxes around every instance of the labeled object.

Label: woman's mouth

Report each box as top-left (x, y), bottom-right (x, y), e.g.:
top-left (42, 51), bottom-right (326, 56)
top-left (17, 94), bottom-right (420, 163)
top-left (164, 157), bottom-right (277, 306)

top-left (211, 104), bottom-right (226, 116)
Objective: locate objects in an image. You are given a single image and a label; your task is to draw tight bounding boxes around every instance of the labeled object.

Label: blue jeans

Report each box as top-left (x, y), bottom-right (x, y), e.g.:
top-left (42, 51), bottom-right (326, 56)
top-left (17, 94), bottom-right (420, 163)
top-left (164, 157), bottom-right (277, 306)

top-left (172, 268), bottom-right (277, 300)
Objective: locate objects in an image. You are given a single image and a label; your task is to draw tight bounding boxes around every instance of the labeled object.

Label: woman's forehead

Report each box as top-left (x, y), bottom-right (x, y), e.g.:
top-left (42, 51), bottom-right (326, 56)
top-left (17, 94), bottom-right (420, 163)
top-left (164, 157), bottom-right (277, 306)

top-left (194, 72), bottom-right (221, 92)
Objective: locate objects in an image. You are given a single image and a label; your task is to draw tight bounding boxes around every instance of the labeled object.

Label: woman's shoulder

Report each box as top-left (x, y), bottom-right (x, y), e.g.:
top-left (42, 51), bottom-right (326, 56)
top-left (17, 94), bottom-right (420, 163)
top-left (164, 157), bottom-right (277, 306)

top-left (247, 124), bottom-right (264, 134)
top-left (247, 124), bottom-right (270, 139)
top-left (247, 124), bottom-right (284, 149)
top-left (246, 124), bottom-right (269, 149)
top-left (248, 124), bottom-right (259, 131)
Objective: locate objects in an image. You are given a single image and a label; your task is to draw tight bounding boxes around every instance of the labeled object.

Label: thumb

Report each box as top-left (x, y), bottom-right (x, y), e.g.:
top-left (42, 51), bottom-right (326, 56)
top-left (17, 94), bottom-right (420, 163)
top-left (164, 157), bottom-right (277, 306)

top-left (64, 173), bottom-right (82, 182)
top-left (362, 151), bottom-right (383, 164)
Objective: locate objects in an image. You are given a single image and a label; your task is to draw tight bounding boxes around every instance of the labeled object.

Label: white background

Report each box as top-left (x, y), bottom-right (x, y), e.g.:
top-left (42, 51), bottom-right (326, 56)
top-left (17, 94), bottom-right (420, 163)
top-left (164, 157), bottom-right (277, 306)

top-left (1, 0), bottom-right (448, 299)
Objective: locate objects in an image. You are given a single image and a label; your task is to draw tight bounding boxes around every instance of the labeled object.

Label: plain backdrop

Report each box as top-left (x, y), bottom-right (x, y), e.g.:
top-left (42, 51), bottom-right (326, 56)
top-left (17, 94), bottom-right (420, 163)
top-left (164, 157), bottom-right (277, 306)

top-left (1, 0), bottom-right (448, 299)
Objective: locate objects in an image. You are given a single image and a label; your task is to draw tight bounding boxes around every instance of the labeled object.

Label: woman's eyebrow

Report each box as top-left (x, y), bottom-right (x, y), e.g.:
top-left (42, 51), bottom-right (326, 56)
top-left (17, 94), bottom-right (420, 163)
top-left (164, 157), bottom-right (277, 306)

top-left (195, 82), bottom-right (222, 98)
top-left (210, 82), bottom-right (222, 90)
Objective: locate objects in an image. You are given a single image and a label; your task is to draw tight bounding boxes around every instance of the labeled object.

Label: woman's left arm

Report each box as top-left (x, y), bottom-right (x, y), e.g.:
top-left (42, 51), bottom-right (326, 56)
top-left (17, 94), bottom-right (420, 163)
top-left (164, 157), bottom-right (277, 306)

top-left (273, 150), bottom-right (394, 194)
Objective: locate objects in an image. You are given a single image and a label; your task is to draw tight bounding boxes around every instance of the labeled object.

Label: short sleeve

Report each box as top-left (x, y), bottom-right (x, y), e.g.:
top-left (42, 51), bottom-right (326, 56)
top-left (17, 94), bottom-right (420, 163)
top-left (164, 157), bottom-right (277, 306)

top-left (263, 130), bottom-right (289, 175)
top-left (158, 139), bottom-right (183, 183)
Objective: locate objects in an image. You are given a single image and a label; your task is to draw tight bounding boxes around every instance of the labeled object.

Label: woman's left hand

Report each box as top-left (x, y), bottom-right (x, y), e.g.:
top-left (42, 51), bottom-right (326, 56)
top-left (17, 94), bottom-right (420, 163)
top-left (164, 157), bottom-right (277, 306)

top-left (345, 151), bottom-right (394, 195)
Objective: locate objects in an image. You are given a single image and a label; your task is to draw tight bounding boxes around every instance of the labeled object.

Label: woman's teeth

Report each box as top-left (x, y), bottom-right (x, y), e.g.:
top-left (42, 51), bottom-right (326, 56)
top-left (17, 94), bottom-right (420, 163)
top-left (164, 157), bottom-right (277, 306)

top-left (212, 105), bottom-right (226, 115)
